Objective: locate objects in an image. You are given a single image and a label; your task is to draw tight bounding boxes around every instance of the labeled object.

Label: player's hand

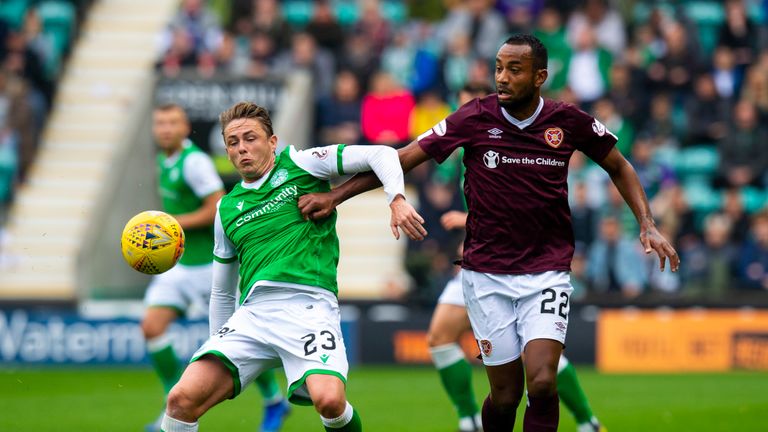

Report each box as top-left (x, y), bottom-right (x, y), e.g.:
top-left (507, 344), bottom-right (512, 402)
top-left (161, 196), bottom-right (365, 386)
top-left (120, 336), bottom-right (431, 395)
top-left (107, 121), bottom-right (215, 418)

top-left (299, 192), bottom-right (338, 220)
top-left (440, 211), bottom-right (468, 230)
top-left (389, 195), bottom-right (427, 241)
top-left (639, 222), bottom-right (680, 272)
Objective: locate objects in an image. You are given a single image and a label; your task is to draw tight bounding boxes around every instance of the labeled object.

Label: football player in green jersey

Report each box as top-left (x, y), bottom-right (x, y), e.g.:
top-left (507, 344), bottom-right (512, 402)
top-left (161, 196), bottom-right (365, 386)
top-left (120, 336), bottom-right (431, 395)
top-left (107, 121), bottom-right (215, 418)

top-left (144, 104), bottom-right (289, 432)
top-left (159, 102), bottom-right (426, 432)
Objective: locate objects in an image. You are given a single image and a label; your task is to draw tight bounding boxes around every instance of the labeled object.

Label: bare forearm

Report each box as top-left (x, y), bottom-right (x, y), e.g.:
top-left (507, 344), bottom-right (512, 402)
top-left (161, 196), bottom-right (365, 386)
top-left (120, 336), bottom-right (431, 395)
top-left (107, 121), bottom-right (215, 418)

top-left (608, 159), bottom-right (654, 228)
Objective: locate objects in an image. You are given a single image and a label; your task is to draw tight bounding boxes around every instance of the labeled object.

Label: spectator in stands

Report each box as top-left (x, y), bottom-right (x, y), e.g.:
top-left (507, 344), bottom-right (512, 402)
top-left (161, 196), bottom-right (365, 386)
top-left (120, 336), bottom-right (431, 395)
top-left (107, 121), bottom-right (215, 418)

top-left (381, 27), bottom-right (415, 89)
top-left (593, 97), bottom-right (633, 156)
top-left (606, 62), bottom-right (647, 129)
top-left (158, 27), bottom-right (199, 77)
top-left (570, 181), bottom-right (596, 252)
top-left (718, 0), bottom-right (759, 68)
top-left (566, 25), bottom-right (612, 110)
top-left (566, 0), bottom-right (626, 58)
top-left (685, 73), bottom-right (729, 146)
top-left (251, 0), bottom-right (293, 52)
top-left (598, 181), bottom-right (638, 238)
top-left (587, 214), bottom-right (647, 299)
top-left (534, 6), bottom-right (570, 95)
top-left (711, 45), bottom-right (743, 100)
top-left (273, 32), bottom-right (335, 100)
top-left (639, 92), bottom-right (682, 148)
top-left (353, 0), bottom-right (392, 56)
top-left (338, 29), bottom-right (378, 92)
top-left (360, 71), bottom-right (415, 146)
top-left (741, 50), bottom-right (768, 115)
top-left (245, 29), bottom-right (276, 78)
top-left (441, 32), bottom-right (475, 100)
top-left (305, 0), bottom-right (346, 56)
top-left (629, 133), bottom-right (675, 200)
top-left (722, 187), bottom-right (751, 244)
top-left (438, 0), bottom-right (507, 61)
top-left (715, 100), bottom-right (768, 189)
top-left (736, 210), bottom-right (768, 291)
top-left (167, 0), bottom-right (222, 57)
top-left (682, 212), bottom-right (738, 299)
top-left (646, 21), bottom-right (698, 100)
top-left (409, 90), bottom-right (451, 140)
top-left (317, 70), bottom-right (362, 147)
top-left (651, 185), bottom-right (699, 252)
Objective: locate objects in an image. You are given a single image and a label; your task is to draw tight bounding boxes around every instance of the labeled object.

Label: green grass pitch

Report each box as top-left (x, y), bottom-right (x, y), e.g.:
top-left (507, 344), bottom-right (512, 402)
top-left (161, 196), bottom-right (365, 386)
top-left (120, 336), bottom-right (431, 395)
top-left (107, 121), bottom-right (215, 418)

top-left (1, 366), bottom-right (766, 431)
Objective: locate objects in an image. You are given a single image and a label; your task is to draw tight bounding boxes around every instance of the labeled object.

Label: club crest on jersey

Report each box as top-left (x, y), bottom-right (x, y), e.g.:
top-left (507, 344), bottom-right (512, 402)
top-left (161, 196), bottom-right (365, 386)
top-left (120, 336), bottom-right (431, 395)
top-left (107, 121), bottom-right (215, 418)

top-left (483, 150), bottom-right (499, 168)
top-left (488, 127), bottom-right (503, 139)
top-left (592, 119), bottom-right (606, 136)
top-left (544, 127), bottom-right (564, 148)
top-left (480, 339), bottom-right (493, 356)
top-left (270, 169), bottom-right (289, 188)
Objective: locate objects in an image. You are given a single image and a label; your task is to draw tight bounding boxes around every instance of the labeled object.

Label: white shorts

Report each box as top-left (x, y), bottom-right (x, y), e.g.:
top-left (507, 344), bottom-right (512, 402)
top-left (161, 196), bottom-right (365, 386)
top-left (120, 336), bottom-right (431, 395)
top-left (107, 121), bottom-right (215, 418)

top-left (437, 272), bottom-right (465, 306)
top-left (144, 263), bottom-right (212, 317)
top-left (190, 287), bottom-right (349, 405)
top-left (462, 269), bottom-right (573, 366)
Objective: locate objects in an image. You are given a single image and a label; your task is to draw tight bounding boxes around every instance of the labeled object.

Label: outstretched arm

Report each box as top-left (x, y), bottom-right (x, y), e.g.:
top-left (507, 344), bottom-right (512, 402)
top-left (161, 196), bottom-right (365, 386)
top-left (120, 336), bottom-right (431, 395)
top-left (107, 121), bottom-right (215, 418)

top-left (598, 147), bottom-right (680, 272)
top-left (299, 139), bottom-right (431, 218)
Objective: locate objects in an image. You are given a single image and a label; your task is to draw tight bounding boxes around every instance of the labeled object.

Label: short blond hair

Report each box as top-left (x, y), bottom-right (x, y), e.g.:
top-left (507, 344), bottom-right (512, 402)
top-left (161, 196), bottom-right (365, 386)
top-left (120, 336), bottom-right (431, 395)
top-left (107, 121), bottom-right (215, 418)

top-left (219, 102), bottom-right (273, 137)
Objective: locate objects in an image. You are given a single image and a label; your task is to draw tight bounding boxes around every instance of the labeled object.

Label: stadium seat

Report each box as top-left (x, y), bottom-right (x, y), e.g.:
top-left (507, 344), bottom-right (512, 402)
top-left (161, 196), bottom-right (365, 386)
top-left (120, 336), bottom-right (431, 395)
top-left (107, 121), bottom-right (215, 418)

top-left (740, 187), bottom-right (767, 214)
top-left (0, 0), bottom-right (30, 30)
top-left (674, 145), bottom-right (719, 180)
top-left (283, 0), bottom-right (313, 27)
top-left (682, 178), bottom-right (722, 213)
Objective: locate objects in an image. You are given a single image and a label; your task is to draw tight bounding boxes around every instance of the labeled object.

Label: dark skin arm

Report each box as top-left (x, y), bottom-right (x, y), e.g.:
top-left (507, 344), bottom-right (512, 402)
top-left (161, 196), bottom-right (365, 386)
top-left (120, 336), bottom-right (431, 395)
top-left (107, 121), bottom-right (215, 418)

top-left (597, 147), bottom-right (680, 272)
top-left (299, 140), bottom-right (429, 240)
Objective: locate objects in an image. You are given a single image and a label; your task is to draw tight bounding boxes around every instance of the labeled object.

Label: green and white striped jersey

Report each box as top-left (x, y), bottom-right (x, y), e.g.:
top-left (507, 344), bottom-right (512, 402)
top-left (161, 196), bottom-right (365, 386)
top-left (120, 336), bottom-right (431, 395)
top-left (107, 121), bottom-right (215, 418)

top-left (157, 140), bottom-right (223, 266)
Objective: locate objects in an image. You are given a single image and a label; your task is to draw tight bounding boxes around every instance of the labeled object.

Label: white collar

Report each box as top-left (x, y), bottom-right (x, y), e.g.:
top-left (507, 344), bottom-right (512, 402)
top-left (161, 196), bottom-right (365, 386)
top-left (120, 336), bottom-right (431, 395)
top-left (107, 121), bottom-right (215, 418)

top-left (501, 97), bottom-right (544, 130)
top-left (240, 166), bottom-right (273, 190)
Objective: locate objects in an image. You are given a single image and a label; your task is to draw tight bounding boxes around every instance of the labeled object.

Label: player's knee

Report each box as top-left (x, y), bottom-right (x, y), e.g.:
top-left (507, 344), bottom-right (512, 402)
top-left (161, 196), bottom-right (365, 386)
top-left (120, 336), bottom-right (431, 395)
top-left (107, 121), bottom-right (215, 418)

top-left (312, 392), bottom-right (347, 419)
top-left (427, 329), bottom-right (450, 347)
top-left (140, 319), bottom-right (164, 339)
top-left (489, 383), bottom-right (524, 409)
top-left (526, 372), bottom-right (557, 398)
top-left (166, 386), bottom-right (203, 422)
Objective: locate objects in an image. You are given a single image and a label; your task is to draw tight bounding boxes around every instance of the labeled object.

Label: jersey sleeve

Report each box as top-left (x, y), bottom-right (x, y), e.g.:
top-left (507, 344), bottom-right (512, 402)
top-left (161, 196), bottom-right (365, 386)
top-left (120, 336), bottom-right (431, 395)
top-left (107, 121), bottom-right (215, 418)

top-left (568, 106), bottom-right (618, 163)
top-left (213, 201), bottom-right (237, 263)
top-left (289, 145), bottom-right (345, 180)
top-left (417, 99), bottom-right (478, 163)
top-left (182, 152), bottom-right (224, 198)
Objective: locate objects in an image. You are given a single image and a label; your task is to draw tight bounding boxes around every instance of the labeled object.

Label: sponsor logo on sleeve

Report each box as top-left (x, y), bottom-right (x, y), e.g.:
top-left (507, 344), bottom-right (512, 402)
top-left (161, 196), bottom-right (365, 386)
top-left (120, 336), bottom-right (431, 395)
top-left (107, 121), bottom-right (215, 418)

top-left (483, 150), bottom-right (499, 168)
top-left (311, 149), bottom-right (329, 160)
top-left (544, 127), bottom-right (564, 148)
top-left (433, 119), bottom-right (447, 136)
top-left (592, 119), bottom-right (606, 136)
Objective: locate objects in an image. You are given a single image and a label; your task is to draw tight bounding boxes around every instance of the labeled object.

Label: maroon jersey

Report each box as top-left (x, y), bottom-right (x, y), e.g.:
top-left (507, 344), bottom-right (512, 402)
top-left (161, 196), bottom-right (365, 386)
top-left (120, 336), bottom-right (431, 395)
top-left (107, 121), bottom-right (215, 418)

top-left (418, 96), bottom-right (617, 274)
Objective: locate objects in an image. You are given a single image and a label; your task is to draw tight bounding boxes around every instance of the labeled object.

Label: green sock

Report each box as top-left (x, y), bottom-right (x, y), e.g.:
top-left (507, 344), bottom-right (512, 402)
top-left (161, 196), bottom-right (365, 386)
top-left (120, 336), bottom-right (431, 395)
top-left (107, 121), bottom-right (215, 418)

top-left (557, 361), bottom-right (594, 424)
top-left (323, 407), bottom-right (361, 432)
top-left (437, 358), bottom-right (479, 418)
top-left (147, 337), bottom-right (181, 394)
top-left (254, 369), bottom-right (282, 404)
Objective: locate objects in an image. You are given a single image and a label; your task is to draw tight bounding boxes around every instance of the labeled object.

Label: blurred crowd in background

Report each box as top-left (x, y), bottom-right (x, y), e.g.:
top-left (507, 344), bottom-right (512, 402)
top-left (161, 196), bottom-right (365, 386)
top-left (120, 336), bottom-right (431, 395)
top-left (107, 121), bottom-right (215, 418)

top-left (2, 0), bottom-right (768, 306)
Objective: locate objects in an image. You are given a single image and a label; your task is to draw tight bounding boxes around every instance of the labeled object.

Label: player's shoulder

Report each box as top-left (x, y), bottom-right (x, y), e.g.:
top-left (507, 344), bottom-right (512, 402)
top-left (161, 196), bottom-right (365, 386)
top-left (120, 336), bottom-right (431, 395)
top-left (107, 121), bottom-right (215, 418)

top-left (543, 99), bottom-right (591, 120)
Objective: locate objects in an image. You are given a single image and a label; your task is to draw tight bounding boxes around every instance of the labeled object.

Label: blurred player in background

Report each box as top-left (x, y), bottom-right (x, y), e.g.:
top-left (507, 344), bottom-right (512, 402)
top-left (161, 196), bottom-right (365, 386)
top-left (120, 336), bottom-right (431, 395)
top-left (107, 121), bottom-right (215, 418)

top-left (160, 102), bottom-right (423, 432)
top-left (429, 83), bottom-right (606, 432)
top-left (298, 34), bottom-right (678, 431)
top-left (143, 103), bottom-right (288, 432)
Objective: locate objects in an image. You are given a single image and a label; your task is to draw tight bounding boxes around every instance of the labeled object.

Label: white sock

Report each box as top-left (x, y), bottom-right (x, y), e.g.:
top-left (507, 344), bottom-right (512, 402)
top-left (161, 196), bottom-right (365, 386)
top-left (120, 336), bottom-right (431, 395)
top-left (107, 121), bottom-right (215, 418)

top-left (147, 334), bottom-right (173, 353)
top-left (161, 415), bottom-right (198, 432)
top-left (429, 343), bottom-right (466, 369)
top-left (320, 401), bottom-right (354, 428)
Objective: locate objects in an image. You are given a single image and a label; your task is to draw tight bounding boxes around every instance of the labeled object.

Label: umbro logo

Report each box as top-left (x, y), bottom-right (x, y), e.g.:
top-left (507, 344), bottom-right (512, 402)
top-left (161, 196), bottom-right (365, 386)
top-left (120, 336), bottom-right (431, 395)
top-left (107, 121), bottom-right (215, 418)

top-left (236, 200), bottom-right (244, 211)
top-left (488, 128), bottom-right (503, 139)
